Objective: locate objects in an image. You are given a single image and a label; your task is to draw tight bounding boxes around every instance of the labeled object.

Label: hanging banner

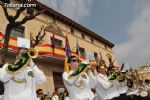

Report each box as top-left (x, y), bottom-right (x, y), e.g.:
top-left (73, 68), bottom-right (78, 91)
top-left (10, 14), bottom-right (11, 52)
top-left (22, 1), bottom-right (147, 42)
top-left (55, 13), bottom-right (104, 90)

top-left (86, 52), bottom-right (95, 60)
top-left (17, 37), bottom-right (30, 48)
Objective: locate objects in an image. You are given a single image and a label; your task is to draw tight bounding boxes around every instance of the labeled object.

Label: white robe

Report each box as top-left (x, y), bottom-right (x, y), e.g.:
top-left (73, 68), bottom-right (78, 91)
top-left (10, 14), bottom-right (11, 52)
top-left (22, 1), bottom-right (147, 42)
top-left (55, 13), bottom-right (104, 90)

top-left (0, 60), bottom-right (46, 100)
top-left (0, 95), bottom-right (3, 100)
top-left (113, 80), bottom-right (127, 95)
top-left (64, 96), bottom-right (70, 100)
top-left (126, 89), bottom-right (140, 96)
top-left (62, 70), bottom-right (94, 100)
top-left (91, 73), bottom-right (120, 100)
top-left (51, 95), bottom-right (59, 100)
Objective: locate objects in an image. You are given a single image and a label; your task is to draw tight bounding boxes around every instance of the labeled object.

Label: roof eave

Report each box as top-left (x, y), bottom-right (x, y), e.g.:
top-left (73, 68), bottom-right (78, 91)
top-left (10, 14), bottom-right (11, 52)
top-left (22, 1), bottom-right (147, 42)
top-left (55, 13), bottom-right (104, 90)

top-left (31, 0), bottom-right (115, 48)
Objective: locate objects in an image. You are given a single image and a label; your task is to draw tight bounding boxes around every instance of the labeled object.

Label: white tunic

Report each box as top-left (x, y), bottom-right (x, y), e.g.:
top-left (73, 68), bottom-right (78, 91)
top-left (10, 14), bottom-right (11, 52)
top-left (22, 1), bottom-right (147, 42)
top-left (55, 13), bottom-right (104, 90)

top-left (51, 95), bottom-right (59, 100)
top-left (62, 70), bottom-right (94, 100)
top-left (92, 73), bottom-right (120, 100)
top-left (64, 96), bottom-right (70, 100)
top-left (126, 89), bottom-right (140, 96)
top-left (113, 80), bottom-right (127, 95)
top-left (0, 60), bottom-right (46, 100)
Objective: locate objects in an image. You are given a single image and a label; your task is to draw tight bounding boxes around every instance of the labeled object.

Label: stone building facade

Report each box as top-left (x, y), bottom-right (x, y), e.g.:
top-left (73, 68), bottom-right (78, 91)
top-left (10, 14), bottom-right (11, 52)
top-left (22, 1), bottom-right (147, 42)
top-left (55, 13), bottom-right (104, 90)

top-left (0, 0), bottom-right (117, 93)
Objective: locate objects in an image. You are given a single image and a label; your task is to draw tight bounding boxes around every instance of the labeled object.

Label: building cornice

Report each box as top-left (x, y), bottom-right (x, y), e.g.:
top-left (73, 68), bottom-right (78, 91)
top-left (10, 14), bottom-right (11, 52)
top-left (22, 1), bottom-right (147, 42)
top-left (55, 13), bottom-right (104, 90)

top-left (34, 0), bottom-right (114, 48)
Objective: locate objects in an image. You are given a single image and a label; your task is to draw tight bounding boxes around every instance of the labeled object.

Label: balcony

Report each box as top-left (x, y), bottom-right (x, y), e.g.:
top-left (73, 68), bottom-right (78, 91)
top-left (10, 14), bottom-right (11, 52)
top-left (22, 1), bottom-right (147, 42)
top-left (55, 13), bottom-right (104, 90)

top-left (0, 32), bottom-right (85, 63)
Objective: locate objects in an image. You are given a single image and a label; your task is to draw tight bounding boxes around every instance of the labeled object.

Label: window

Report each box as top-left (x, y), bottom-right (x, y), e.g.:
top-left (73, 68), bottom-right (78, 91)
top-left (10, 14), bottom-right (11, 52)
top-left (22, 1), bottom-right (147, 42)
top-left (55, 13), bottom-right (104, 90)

top-left (105, 45), bottom-right (107, 50)
top-left (51, 37), bottom-right (62, 48)
top-left (79, 47), bottom-right (85, 58)
top-left (53, 18), bottom-right (56, 23)
top-left (10, 26), bottom-right (25, 37)
top-left (81, 33), bottom-right (85, 39)
top-left (70, 27), bottom-right (74, 35)
top-left (90, 38), bottom-right (94, 44)
top-left (94, 52), bottom-right (99, 62)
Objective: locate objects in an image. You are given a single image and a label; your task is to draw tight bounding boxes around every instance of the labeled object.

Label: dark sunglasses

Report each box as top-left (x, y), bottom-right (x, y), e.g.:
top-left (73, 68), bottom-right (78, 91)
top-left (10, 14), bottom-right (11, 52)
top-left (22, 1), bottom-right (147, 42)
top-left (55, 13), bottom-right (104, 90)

top-left (71, 59), bottom-right (79, 62)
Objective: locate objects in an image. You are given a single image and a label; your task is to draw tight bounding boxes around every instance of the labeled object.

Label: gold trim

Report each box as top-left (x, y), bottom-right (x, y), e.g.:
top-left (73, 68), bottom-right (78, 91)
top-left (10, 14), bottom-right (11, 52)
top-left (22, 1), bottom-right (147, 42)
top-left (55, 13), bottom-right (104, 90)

top-left (11, 77), bottom-right (27, 84)
top-left (74, 80), bottom-right (84, 88)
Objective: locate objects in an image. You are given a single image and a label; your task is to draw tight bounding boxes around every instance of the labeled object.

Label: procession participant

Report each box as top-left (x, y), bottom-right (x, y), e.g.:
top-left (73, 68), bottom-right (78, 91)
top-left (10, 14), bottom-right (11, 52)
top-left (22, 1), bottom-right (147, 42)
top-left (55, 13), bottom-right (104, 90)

top-left (0, 48), bottom-right (46, 100)
top-left (144, 79), bottom-right (150, 92)
top-left (89, 59), bottom-right (120, 100)
top-left (57, 88), bottom-right (65, 100)
top-left (0, 59), bottom-right (5, 96)
top-left (126, 70), bottom-right (141, 97)
top-left (64, 91), bottom-right (70, 100)
top-left (51, 91), bottom-right (59, 100)
top-left (36, 89), bottom-right (44, 100)
top-left (37, 88), bottom-right (51, 100)
top-left (80, 58), bottom-right (120, 100)
top-left (62, 55), bottom-right (95, 100)
top-left (115, 63), bottom-right (130, 100)
top-left (98, 66), bottom-right (120, 100)
top-left (37, 89), bottom-right (43, 100)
